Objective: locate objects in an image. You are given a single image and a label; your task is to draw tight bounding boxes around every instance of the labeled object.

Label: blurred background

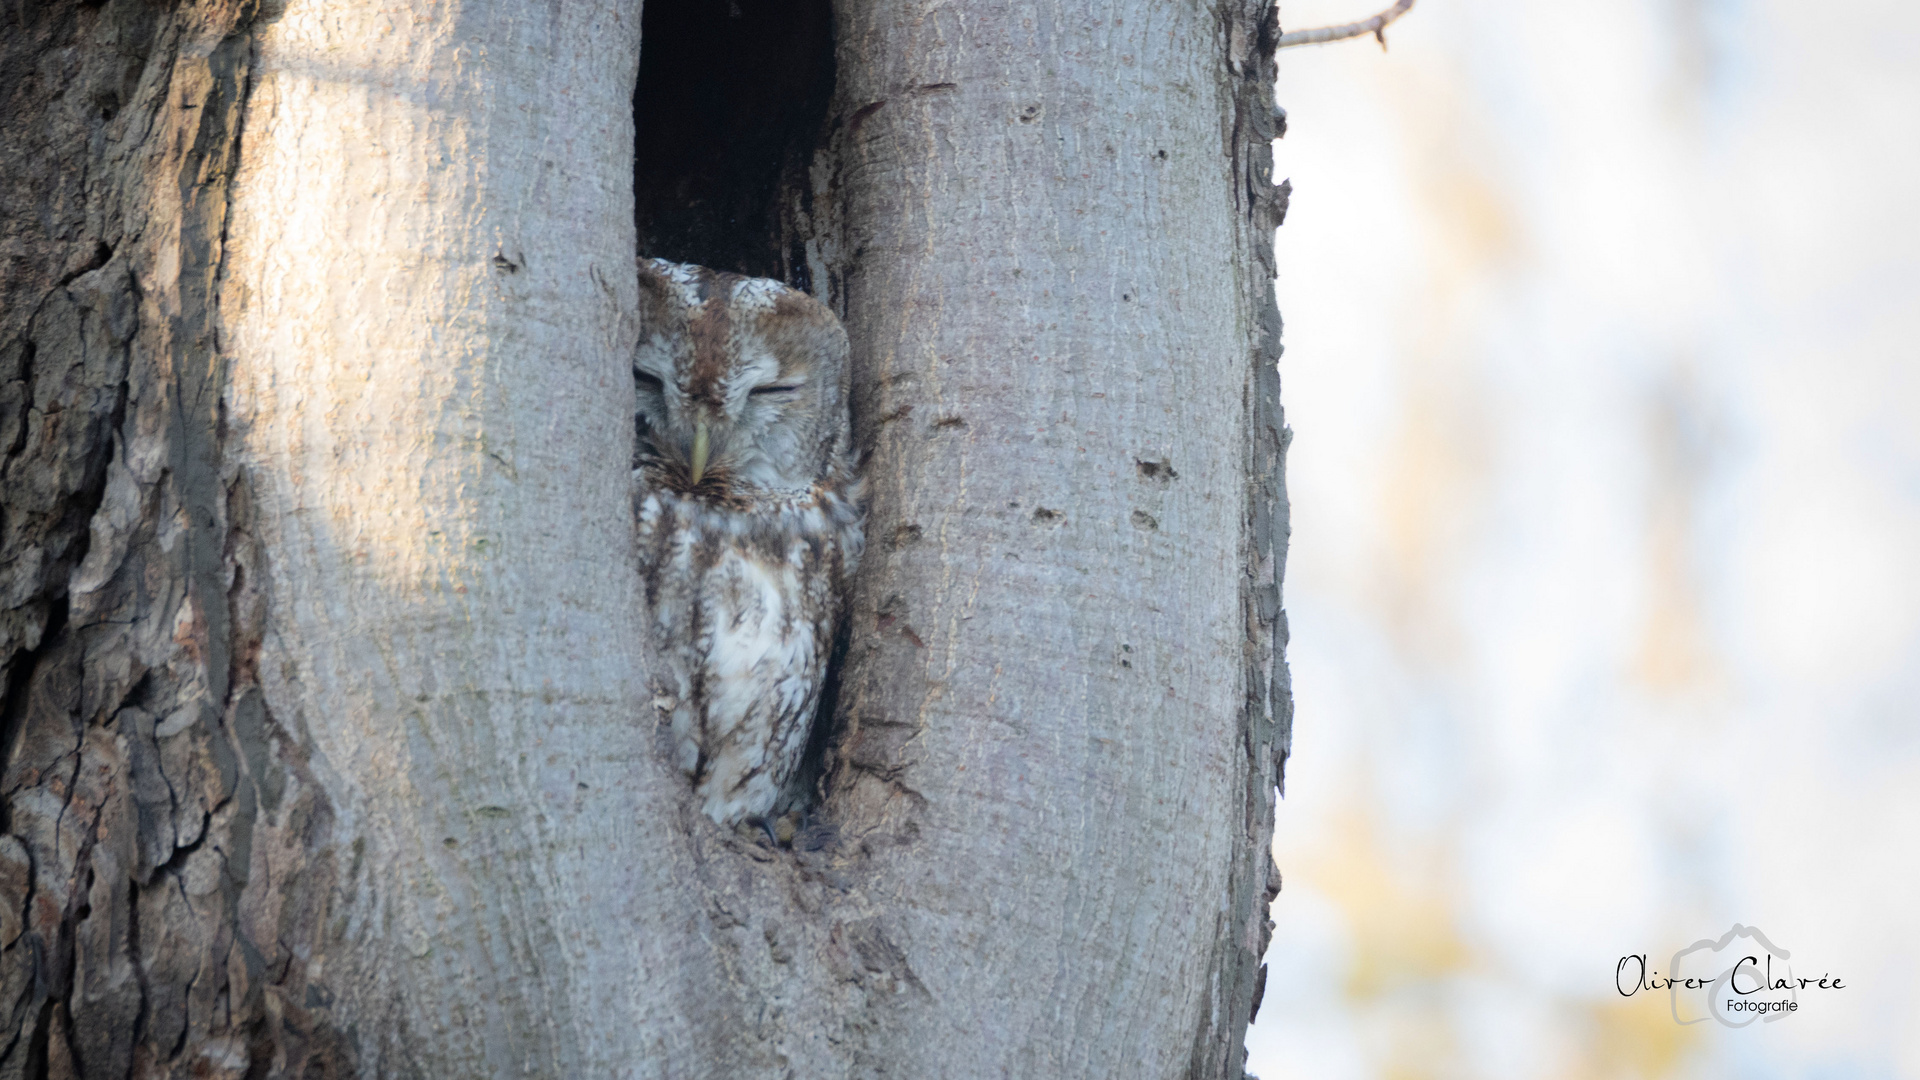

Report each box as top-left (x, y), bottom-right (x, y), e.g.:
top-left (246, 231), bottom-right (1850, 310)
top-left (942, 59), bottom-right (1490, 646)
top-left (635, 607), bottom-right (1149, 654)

top-left (1245, 0), bottom-right (1920, 1076)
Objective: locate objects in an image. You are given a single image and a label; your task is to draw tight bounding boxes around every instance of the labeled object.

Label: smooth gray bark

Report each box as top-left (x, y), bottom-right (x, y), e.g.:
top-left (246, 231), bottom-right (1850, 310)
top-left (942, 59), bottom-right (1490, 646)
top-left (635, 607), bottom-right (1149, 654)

top-left (802, 4), bottom-right (1289, 1074)
top-left (1, 1), bottom-right (1288, 1076)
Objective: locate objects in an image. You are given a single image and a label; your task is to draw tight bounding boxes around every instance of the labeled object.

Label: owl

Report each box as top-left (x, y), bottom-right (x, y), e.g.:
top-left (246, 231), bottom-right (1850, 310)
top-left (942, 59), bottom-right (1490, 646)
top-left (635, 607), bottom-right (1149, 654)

top-left (632, 258), bottom-right (864, 828)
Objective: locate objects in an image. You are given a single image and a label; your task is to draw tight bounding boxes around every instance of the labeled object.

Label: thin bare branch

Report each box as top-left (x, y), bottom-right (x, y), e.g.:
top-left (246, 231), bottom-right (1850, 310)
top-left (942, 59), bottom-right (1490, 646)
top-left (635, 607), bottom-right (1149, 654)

top-left (1276, 0), bottom-right (1417, 50)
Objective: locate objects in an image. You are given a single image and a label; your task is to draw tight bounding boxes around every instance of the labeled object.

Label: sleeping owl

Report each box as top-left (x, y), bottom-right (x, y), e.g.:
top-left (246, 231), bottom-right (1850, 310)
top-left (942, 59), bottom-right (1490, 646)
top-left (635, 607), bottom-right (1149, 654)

top-left (632, 258), bottom-right (864, 827)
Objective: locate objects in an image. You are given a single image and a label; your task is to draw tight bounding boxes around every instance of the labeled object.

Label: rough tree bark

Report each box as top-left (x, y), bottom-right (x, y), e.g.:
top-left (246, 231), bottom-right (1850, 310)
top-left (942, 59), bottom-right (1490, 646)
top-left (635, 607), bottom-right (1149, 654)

top-left (1, 0), bottom-right (1289, 1076)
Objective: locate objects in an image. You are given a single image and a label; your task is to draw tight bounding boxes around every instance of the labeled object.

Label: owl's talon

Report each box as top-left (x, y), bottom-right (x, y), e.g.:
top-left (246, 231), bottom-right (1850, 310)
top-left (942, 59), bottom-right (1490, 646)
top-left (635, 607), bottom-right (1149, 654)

top-left (734, 815), bottom-right (773, 846)
top-left (772, 811), bottom-right (801, 847)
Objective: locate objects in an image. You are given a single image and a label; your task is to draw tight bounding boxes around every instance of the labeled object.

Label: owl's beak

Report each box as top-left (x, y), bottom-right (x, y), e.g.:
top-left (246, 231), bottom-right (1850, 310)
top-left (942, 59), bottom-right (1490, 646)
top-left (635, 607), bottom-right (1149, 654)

top-left (689, 422), bottom-right (711, 484)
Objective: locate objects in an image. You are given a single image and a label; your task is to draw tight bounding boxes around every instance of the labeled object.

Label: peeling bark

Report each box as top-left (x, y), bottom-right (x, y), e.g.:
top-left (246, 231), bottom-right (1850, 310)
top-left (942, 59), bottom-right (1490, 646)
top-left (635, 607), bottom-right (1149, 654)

top-left (2, 3), bottom-right (353, 1077)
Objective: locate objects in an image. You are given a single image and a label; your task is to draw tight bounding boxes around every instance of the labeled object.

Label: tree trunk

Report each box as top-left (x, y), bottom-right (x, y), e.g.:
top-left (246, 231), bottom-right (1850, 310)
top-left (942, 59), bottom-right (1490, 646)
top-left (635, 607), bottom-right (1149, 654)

top-left (808, 4), bottom-right (1289, 1075)
top-left (1, 0), bottom-right (1288, 1076)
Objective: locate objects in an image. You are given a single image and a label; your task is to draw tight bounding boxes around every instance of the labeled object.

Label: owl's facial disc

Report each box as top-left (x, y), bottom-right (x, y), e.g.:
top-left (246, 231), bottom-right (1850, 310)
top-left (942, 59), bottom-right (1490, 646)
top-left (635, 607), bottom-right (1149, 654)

top-left (635, 259), bottom-right (849, 498)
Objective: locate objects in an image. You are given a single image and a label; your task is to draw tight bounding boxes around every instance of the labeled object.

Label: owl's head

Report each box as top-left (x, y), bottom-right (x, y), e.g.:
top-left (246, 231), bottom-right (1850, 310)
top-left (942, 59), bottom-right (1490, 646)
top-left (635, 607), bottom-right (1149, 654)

top-left (634, 259), bottom-right (851, 496)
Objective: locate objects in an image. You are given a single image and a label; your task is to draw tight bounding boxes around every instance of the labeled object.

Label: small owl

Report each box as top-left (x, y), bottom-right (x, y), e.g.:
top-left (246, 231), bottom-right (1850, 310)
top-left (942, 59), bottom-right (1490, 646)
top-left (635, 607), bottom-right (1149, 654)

top-left (632, 258), bottom-right (864, 827)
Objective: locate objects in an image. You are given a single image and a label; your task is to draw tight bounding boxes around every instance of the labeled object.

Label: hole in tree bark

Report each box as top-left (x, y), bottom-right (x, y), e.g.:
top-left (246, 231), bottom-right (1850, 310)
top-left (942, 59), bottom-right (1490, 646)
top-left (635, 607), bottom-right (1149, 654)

top-left (633, 2), bottom-right (851, 833)
top-left (633, 0), bottom-right (835, 288)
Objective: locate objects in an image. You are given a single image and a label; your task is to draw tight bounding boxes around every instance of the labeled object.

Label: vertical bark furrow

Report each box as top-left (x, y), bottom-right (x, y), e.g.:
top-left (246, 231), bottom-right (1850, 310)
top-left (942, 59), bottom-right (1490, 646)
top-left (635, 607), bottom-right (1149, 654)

top-left (3, 4), bottom-right (353, 1076)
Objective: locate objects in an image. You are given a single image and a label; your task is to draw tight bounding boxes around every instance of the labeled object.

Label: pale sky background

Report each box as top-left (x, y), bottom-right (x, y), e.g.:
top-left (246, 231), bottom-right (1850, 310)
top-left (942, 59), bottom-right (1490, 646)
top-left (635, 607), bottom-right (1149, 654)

top-left (1244, 0), bottom-right (1920, 1076)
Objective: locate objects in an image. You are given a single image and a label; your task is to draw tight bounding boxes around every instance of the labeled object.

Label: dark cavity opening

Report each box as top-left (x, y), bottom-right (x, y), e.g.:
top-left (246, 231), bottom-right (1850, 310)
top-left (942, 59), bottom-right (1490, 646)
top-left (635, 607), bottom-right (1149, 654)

top-left (633, 0), bottom-right (835, 290)
top-left (633, 1), bottom-right (850, 837)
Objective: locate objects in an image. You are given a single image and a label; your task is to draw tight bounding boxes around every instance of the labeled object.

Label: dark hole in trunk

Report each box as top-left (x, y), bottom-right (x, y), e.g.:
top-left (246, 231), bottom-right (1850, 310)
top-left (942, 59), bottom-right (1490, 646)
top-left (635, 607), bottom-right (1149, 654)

top-left (633, 1), bottom-right (850, 830)
top-left (633, 0), bottom-right (835, 290)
